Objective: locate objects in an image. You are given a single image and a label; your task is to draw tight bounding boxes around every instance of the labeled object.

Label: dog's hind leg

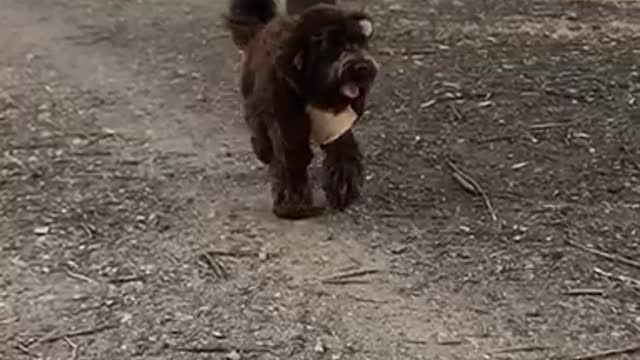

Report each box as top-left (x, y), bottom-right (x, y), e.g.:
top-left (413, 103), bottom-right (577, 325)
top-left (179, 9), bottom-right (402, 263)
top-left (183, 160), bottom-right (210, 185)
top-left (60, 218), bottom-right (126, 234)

top-left (321, 129), bottom-right (364, 211)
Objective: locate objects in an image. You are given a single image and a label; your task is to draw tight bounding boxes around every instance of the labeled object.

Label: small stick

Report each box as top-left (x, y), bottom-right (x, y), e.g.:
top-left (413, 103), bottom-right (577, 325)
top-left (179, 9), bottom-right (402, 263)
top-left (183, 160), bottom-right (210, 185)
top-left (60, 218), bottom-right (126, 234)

top-left (199, 253), bottom-right (229, 279)
top-left (404, 48), bottom-right (437, 55)
top-left (63, 336), bottom-right (79, 360)
top-left (65, 269), bottom-right (98, 284)
top-left (14, 343), bottom-right (40, 358)
top-left (564, 288), bottom-right (604, 296)
top-left (566, 240), bottom-right (640, 270)
top-left (322, 279), bottom-right (372, 285)
top-left (172, 345), bottom-right (270, 354)
top-left (0, 316), bottom-right (19, 325)
top-left (207, 250), bottom-right (256, 258)
top-left (108, 275), bottom-right (145, 285)
top-left (80, 132), bottom-right (115, 148)
top-left (405, 338), bottom-right (429, 344)
top-left (79, 222), bottom-right (95, 239)
top-left (437, 338), bottom-right (464, 346)
top-left (343, 293), bottom-right (390, 304)
top-left (173, 346), bottom-right (230, 353)
top-left (420, 93), bottom-right (465, 109)
top-left (529, 122), bottom-right (572, 130)
top-left (447, 160), bottom-right (498, 221)
top-left (475, 134), bottom-right (514, 144)
top-left (594, 268), bottom-right (640, 288)
top-left (39, 322), bottom-right (118, 344)
top-left (493, 344), bottom-right (554, 353)
top-left (573, 343), bottom-right (640, 360)
top-left (448, 103), bottom-right (464, 121)
top-left (321, 268), bottom-right (379, 284)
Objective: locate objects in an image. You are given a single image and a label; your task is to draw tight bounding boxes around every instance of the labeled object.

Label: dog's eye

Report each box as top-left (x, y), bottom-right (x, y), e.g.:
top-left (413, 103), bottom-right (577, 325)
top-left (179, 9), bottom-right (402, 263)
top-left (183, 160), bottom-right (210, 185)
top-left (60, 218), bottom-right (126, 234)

top-left (344, 43), bottom-right (357, 51)
top-left (310, 34), bottom-right (323, 43)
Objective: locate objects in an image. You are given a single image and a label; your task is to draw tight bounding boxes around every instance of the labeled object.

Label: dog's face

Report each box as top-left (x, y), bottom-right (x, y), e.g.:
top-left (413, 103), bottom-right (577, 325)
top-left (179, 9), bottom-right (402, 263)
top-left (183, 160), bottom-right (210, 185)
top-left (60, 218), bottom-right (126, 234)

top-left (280, 6), bottom-right (379, 110)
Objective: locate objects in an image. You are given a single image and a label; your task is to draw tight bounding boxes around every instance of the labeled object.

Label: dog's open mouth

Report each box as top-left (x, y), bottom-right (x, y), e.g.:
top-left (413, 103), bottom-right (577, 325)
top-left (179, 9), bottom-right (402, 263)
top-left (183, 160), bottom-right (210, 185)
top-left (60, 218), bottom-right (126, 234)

top-left (340, 82), bottom-right (361, 100)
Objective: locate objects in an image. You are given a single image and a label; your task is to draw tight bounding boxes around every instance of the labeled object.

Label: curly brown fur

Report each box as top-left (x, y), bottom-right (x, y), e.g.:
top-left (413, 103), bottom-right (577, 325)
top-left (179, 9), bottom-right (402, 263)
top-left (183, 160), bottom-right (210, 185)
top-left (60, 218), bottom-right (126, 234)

top-left (224, 0), bottom-right (378, 219)
top-left (286, 0), bottom-right (336, 14)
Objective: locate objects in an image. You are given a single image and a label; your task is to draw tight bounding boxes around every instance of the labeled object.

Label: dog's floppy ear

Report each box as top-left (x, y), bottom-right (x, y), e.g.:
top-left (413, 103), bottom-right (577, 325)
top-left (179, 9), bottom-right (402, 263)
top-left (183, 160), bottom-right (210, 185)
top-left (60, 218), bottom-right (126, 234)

top-left (223, 15), bottom-right (263, 50)
top-left (275, 31), bottom-right (308, 95)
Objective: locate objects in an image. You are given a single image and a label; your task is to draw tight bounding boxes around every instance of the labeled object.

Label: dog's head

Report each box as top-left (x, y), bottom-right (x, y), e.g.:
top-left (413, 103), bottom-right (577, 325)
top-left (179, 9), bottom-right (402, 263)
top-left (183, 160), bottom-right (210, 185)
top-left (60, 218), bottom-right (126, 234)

top-left (278, 5), bottom-right (379, 111)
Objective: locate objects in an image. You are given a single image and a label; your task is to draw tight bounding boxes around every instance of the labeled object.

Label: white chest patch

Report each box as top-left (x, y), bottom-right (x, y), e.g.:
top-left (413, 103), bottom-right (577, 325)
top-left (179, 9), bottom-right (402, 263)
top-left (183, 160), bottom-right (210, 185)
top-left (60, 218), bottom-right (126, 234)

top-left (306, 105), bottom-right (358, 145)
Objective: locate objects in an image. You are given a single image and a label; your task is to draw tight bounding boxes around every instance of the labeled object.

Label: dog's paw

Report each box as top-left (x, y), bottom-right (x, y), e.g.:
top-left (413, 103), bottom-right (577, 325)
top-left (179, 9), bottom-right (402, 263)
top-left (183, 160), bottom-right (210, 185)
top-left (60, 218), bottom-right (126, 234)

top-left (271, 182), bottom-right (322, 220)
top-left (251, 135), bottom-right (273, 165)
top-left (322, 157), bottom-right (364, 211)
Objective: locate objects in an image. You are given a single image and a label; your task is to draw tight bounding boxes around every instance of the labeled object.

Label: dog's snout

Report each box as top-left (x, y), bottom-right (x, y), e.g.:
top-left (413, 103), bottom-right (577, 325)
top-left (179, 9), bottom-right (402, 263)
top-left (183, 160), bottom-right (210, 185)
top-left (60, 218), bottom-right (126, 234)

top-left (345, 58), bottom-right (377, 81)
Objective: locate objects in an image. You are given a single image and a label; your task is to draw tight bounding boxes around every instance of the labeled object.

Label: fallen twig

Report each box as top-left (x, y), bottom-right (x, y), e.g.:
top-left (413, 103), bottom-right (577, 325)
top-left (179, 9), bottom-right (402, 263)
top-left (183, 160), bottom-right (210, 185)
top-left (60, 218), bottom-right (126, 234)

top-left (594, 268), bottom-right (640, 288)
top-left (322, 279), bottom-right (371, 285)
top-left (207, 250), bottom-right (256, 258)
top-left (566, 239), bottom-right (640, 270)
top-left (564, 288), bottom-right (605, 296)
top-left (38, 322), bottom-right (118, 344)
top-left (573, 343), bottom-right (640, 360)
top-left (172, 345), bottom-right (270, 354)
top-left (321, 268), bottom-right (379, 284)
top-left (107, 275), bottom-right (145, 285)
top-left (82, 132), bottom-right (115, 147)
top-left (493, 344), bottom-right (554, 354)
top-left (447, 160), bottom-right (498, 221)
top-left (420, 92), bottom-right (464, 109)
top-left (437, 338), bottom-right (464, 346)
top-left (173, 345), bottom-right (230, 353)
top-left (529, 122), bottom-right (572, 130)
top-left (475, 134), bottom-right (514, 144)
top-left (65, 269), bottom-right (98, 284)
top-left (404, 338), bottom-right (429, 344)
top-left (403, 48), bottom-right (437, 55)
top-left (448, 103), bottom-right (464, 121)
top-left (14, 343), bottom-right (40, 359)
top-left (0, 316), bottom-right (19, 325)
top-left (343, 293), bottom-right (390, 304)
top-left (63, 337), bottom-right (79, 360)
top-left (199, 253), bottom-right (229, 279)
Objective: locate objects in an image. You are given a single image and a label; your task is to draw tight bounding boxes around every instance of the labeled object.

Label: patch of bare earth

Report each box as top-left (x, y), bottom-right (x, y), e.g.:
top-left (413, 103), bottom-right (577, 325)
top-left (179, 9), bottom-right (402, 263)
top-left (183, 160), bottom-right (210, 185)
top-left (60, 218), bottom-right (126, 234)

top-left (1, 0), bottom-right (639, 360)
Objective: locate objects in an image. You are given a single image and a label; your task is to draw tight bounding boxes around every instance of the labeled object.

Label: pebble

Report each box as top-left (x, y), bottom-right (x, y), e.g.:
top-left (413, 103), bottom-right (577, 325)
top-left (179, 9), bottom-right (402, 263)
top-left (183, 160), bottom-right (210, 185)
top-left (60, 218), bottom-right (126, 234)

top-left (34, 226), bottom-right (50, 235)
top-left (314, 339), bottom-right (325, 353)
top-left (226, 350), bottom-right (241, 360)
top-left (564, 11), bottom-right (578, 21)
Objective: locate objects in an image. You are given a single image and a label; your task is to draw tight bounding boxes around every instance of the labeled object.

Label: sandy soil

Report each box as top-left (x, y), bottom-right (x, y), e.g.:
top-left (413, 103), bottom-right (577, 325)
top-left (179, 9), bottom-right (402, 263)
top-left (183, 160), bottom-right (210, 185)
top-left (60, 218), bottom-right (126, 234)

top-left (1, 0), bottom-right (639, 359)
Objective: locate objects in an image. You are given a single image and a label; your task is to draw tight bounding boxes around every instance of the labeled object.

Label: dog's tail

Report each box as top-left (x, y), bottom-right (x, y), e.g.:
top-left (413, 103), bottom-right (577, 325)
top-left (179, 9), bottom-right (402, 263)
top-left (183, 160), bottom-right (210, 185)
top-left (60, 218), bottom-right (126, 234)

top-left (224, 0), bottom-right (277, 49)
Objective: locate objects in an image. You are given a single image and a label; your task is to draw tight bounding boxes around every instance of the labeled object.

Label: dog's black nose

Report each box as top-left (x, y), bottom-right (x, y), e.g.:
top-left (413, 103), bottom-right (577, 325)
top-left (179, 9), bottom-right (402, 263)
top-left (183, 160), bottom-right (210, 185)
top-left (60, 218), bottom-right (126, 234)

top-left (354, 63), bottom-right (369, 72)
top-left (355, 60), bottom-right (377, 73)
top-left (349, 60), bottom-right (377, 80)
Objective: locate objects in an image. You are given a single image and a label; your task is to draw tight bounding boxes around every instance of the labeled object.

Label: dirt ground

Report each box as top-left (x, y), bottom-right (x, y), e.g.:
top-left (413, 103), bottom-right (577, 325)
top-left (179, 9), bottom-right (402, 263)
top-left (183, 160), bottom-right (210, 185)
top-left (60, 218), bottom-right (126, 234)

top-left (1, 0), bottom-right (639, 359)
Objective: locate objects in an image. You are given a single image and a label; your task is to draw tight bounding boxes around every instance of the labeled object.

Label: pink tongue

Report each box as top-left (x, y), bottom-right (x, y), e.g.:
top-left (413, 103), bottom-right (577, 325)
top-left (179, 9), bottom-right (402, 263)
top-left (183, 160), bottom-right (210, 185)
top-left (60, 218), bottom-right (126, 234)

top-left (340, 83), bottom-right (360, 99)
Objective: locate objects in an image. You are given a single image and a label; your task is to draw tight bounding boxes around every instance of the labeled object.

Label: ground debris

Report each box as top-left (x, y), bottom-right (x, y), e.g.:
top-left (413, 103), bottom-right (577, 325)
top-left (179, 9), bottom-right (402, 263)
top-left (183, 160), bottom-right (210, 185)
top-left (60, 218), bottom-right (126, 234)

top-left (492, 344), bottom-right (554, 354)
top-left (320, 268), bottom-right (380, 284)
top-left (447, 159), bottom-right (498, 221)
top-left (573, 343), bottom-right (640, 360)
top-left (567, 239), bottom-right (640, 270)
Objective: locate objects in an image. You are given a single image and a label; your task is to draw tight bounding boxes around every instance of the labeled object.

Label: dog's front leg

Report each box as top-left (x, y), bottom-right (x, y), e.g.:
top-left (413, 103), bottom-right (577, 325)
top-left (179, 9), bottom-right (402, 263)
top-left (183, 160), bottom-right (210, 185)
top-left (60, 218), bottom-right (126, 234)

top-left (268, 127), bottom-right (321, 219)
top-left (321, 130), bottom-right (364, 211)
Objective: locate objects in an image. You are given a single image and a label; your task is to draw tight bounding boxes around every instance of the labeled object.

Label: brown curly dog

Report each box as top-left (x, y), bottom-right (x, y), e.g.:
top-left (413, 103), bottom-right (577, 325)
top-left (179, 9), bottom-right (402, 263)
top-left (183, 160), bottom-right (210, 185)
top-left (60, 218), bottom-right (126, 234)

top-left (224, 0), bottom-right (378, 219)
